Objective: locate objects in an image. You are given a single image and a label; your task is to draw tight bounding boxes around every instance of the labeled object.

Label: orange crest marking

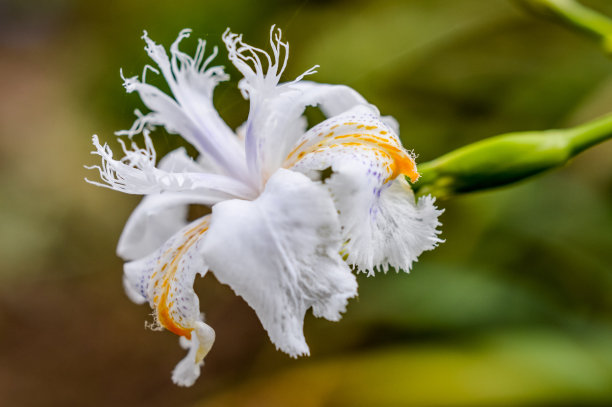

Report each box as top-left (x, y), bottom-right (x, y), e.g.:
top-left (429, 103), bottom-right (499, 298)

top-left (152, 217), bottom-right (210, 339)
top-left (284, 123), bottom-right (419, 183)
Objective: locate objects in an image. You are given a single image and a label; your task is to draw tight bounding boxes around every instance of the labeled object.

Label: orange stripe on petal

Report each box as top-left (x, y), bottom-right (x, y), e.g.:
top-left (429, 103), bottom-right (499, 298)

top-left (285, 127), bottom-right (419, 183)
top-left (152, 217), bottom-right (209, 339)
top-left (387, 149), bottom-right (419, 183)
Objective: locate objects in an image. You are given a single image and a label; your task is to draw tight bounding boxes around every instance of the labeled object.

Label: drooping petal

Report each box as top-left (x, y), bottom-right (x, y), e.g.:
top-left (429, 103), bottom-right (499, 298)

top-left (123, 215), bottom-right (214, 386)
top-left (86, 133), bottom-right (256, 199)
top-left (119, 30), bottom-right (249, 181)
top-left (201, 168), bottom-right (357, 356)
top-left (289, 106), bottom-right (443, 274)
top-left (172, 322), bottom-right (215, 386)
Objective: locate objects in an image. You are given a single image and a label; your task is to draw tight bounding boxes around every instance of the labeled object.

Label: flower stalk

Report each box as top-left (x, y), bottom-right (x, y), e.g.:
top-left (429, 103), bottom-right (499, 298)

top-left (517, 0), bottom-right (612, 54)
top-left (413, 113), bottom-right (612, 198)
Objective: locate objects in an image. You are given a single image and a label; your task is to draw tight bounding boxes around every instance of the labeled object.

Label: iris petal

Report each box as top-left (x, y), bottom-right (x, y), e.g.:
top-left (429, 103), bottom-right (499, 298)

top-left (202, 169), bottom-right (357, 356)
top-left (289, 106), bottom-right (443, 274)
top-left (119, 30), bottom-right (249, 182)
top-left (123, 216), bottom-right (214, 386)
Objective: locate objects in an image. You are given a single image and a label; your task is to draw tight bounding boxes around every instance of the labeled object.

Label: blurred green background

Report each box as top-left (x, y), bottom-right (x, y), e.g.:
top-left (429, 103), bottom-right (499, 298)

top-left (1, 0), bottom-right (611, 406)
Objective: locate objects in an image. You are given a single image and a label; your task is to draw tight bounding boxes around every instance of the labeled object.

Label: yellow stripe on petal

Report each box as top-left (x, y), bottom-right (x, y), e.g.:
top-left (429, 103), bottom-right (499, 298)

top-left (150, 217), bottom-right (210, 340)
top-left (284, 122), bottom-right (419, 184)
top-left (123, 213), bottom-right (215, 386)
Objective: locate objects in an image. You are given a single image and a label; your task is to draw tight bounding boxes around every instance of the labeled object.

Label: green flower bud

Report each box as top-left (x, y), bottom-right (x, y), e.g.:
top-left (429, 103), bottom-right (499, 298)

top-left (413, 114), bottom-right (612, 198)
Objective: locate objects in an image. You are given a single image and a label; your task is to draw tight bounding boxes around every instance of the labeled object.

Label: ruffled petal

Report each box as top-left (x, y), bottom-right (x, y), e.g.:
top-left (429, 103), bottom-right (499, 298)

top-left (86, 132), bottom-right (255, 198)
top-left (201, 168), bottom-right (357, 356)
top-left (119, 30), bottom-right (249, 181)
top-left (222, 26), bottom-right (318, 187)
top-left (289, 106), bottom-right (443, 274)
top-left (222, 28), bottom-right (396, 190)
top-left (123, 215), bottom-right (214, 386)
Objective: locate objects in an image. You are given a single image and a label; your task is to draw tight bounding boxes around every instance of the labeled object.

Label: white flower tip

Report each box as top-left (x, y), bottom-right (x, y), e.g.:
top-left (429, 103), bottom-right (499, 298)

top-left (178, 28), bottom-right (192, 38)
top-left (221, 27), bottom-right (235, 41)
top-left (222, 24), bottom-right (291, 91)
top-left (83, 177), bottom-right (103, 188)
top-left (141, 30), bottom-right (160, 48)
top-left (171, 321), bottom-right (215, 387)
top-left (282, 341), bottom-right (310, 358)
top-left (290, 64), bottom-right (319, 85)
top-left (171, 358), bottom-right (200, 387)
top-left (171, 28), bottom-right (193, 55)
top-left (312, 289), bottom-right (357, 322)
top-left (119, 68), bottom-right (137, 93)
top-left (195, 322), bottom-right (216, 359)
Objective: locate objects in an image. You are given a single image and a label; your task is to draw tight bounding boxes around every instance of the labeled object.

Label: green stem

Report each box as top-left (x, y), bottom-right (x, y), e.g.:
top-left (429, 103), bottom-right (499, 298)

top-left (566, 112), bottom-right (612, 154)
top-left (517, 0), bottom-right (612, 53)
top-left (413, 113), bottom-right (612, 198)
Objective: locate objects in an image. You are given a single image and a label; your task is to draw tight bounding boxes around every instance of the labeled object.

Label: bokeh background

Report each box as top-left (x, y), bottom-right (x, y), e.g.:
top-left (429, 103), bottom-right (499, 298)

top-left (1, 0), bottom-right (612, 406)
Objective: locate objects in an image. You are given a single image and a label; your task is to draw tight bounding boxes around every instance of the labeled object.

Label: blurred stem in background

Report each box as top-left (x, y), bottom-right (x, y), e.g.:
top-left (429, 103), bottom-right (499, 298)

top-left (516, 0), bottom-right (612, 53)
top-left (413, 0), bottom-right (612, 199)
top-left (414, 114), bottom-right (612, 198)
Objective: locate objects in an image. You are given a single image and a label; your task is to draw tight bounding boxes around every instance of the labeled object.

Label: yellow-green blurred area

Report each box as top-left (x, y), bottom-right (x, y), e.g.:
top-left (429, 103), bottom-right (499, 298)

top-left (1, 0), bottom-right (612, 406)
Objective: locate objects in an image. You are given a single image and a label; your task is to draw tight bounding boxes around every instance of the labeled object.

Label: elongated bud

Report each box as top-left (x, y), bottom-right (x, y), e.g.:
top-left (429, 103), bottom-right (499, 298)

top-left (413, 113), bottom-right (612, 198)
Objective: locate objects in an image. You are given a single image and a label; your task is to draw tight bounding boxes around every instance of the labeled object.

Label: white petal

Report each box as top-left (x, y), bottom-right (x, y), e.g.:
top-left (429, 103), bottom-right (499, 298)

top-left (117, 193), bottom-right (209, 261)
top-left (201, 169), bottom-right (357, 356)
top-left (123, 217), bottom-right (209, 330)
top-left (116, 148), bottom-right (213, 260)
top-left (119, 30), bottom-right (249, 181)
top-left (222, 28), bottom-right (384, 188)
top-left (288, 80), bottom-right (371, 117)
top-left (172, 321), bottom-right (215, 387)
top-left (222, 26), bottom-right (319, 187)
top-left (289, 107), bottom-right (443, 274)
top-left (115, 147), bottom-right (241, 261)
top-left (86, 133), bottom-right (255, 198)
top-left (380, 114), bottom-right (400, 134)
top-left (257, 81), bottom-right (381, 184)
top-left (331, 173), bottom-right (442, 274)
top-left (124, 216), bottom-right (214, 386)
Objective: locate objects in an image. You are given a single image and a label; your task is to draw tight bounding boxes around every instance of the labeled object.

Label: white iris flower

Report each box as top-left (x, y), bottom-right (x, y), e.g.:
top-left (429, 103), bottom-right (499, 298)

top-left (87, 26), bottom-right (443, 387)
